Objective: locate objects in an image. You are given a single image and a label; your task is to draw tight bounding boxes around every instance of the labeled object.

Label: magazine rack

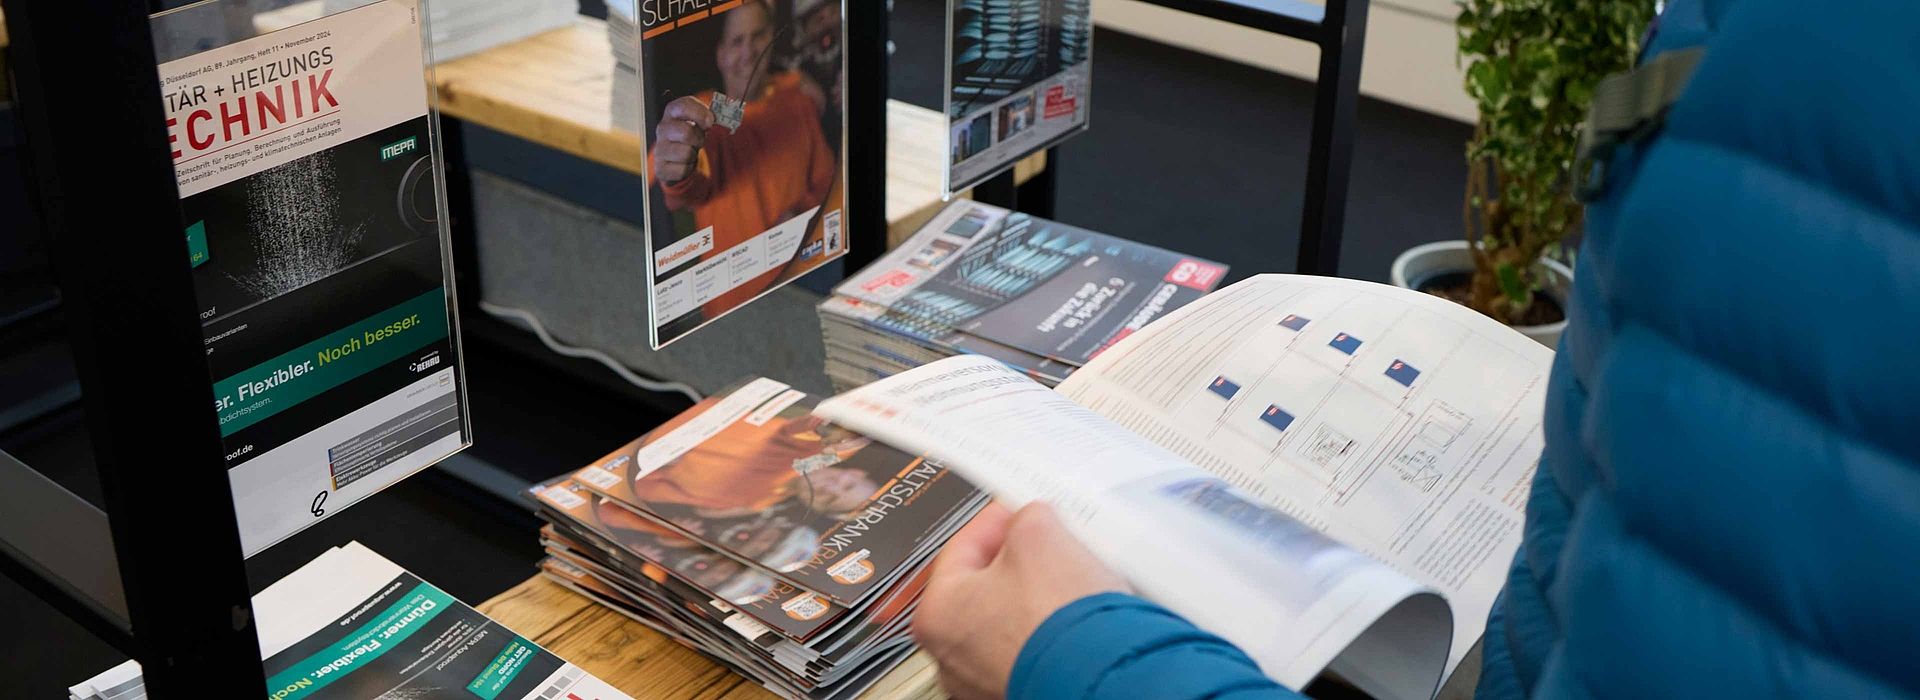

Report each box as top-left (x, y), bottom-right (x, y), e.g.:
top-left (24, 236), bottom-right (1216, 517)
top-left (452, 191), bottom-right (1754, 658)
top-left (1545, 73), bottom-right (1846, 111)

top-left (0, 0), bottom-right (896, 694)
top-left (973, 0), bottom-right (1369, 275)
top-left (0, 0), bottom-right (1352, 697)
top-left (0, 0), bottom-right (268, 695)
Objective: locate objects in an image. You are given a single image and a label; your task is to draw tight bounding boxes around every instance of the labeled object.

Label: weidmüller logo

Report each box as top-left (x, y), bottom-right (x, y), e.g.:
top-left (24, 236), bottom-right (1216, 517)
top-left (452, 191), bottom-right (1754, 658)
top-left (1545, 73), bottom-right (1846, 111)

top-left (655, 227), bottom-right (714, 273)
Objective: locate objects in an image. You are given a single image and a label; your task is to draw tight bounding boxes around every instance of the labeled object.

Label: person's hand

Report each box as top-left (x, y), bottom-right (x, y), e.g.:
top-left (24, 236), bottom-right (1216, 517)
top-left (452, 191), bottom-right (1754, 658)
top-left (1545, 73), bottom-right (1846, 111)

top-left (655, 96), bottom-right (714, 184)
top-left (914, 502), bottom-right (1131, 699)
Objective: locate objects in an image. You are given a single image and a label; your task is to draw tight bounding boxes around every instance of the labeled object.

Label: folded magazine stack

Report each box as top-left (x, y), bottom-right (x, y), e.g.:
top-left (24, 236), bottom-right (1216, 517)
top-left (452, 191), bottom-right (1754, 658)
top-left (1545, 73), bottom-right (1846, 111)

top-left (325, 0), bottom-right (578, 62)
top-left (607, 0), bottom-right (643, 133)
top-left (527, 378), bottom-right (986, 700)
top-left (819, 200), bottom-right (1230, 392)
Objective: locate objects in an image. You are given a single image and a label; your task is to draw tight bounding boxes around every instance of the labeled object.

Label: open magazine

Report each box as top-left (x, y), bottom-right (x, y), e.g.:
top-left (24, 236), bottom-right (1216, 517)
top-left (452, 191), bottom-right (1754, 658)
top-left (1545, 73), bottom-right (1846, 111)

top-left (66, 542), bottom-right (629, 700)
top-left (817, 274), bottom-right (1554, 700)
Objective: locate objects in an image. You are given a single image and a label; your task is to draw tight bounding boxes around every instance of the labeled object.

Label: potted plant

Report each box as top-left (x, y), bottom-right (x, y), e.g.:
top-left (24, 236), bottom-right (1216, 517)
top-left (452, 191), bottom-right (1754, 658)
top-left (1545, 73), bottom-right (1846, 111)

top-left (1392, 0), bottom-right (1656, 346)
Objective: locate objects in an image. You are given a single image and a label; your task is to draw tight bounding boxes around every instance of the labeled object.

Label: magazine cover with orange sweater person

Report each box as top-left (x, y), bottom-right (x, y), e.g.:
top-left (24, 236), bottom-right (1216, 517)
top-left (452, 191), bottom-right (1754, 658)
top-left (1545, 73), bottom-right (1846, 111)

top-left (638, 0), bottom-right (848, 346)
top-left (572, 379), bottom-right (984, 606)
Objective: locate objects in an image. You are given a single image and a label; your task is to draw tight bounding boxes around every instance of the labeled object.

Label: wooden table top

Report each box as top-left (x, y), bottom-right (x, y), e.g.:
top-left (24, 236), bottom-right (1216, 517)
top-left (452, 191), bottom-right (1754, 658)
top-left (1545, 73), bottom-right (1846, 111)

top-left (478, 576), bottom-right (945, 700)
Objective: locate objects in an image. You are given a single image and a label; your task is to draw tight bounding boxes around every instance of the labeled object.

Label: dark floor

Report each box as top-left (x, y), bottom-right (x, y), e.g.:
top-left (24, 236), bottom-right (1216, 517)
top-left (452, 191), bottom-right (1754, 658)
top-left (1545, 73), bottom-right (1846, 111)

top-left (1, 4), bottom-right (1470, 696)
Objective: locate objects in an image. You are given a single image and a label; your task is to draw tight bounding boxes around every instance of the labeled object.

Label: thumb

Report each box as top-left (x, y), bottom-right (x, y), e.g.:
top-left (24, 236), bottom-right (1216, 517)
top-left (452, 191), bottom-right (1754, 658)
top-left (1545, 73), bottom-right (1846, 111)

top-left (1003, 501), bottom-right (1099, 568)
top-left (933, 501), bottom-right (1015, 575)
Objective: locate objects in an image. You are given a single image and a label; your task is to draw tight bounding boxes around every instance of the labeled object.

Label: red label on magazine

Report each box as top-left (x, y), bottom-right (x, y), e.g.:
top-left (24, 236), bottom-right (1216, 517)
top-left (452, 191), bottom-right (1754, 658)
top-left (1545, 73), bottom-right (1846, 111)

top-left (861, 269), bottom-right (916, 294)
top-left (1165, 259), bottom-right (1226, 290)
top-left (1044, 86), bottom-right (1077, 119)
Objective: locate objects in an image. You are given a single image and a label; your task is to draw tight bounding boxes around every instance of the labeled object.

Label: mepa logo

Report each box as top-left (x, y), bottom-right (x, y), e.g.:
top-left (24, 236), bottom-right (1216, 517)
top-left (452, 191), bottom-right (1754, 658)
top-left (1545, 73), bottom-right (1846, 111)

top-left (381, 137), bottom-right (419, 161)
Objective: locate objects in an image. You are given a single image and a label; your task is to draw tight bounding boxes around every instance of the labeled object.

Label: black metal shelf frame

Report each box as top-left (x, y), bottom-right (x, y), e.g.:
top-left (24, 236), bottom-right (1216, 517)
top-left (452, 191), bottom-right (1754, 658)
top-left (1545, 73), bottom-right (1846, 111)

top-left (971, 0), bottom-right (1369, 275)
top-left (0, 0), bottom-right (268, 694)
top-left (0, 0), bottom-right (894, 694)
top-left (0, 0), bottom-right (1363, 695)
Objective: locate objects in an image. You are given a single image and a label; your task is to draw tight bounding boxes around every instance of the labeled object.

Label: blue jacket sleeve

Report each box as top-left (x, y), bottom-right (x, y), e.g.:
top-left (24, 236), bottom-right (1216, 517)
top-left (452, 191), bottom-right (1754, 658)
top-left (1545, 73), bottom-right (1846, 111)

top-left (1007, 593), bottom-right (1304, 700)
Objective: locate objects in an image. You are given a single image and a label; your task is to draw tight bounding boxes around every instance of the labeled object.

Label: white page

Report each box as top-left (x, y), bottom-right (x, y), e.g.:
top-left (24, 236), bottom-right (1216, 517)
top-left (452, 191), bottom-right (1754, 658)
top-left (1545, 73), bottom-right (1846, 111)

top-left (817, 356), bottom-right (1450, 697)
top-left (1058, 274), bottom-right (1553, 678)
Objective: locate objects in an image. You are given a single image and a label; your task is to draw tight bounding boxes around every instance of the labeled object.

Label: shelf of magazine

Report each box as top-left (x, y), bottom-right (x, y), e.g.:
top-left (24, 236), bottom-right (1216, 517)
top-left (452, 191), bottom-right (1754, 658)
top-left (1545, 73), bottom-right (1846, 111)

top-left (149, 0), bottom-right (471, 556)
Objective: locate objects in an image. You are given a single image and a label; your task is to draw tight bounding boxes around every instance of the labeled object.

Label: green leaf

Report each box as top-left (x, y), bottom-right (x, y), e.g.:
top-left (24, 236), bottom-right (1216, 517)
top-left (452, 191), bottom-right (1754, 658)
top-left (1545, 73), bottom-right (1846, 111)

top-left (1496, 262), bottom-right (1530, 306)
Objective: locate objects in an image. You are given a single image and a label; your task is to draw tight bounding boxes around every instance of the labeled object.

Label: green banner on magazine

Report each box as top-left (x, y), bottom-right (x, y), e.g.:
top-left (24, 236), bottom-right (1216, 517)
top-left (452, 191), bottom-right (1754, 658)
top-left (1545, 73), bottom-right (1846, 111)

top-left (212, 288), bottom-right (449, 436)
top-left (263, 582), bottom-right (454, 700)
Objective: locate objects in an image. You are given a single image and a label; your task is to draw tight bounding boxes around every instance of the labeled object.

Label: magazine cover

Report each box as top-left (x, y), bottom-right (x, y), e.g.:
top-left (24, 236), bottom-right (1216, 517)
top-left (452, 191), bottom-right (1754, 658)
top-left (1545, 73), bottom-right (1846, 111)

top-left (151, 0), bottom-right (468, 556)
top-left (532, 478), bottom-right (854, 642)
top-left (838, 201), bottom-right (1228, 369)
top-left (573, 379), bottom-right (981, 606)
top-left (70, 543), bottom-right (631, 700)
top-left (945, 0), bottom-right (1092, 193)
top-left (633, 0), bottom-right (850, 347)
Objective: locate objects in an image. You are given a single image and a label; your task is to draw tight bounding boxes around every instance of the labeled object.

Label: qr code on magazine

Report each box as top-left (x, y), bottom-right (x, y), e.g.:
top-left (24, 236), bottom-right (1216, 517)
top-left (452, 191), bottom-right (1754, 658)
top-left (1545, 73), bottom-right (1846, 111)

top-left (782, 593), bottom-right (830, 621)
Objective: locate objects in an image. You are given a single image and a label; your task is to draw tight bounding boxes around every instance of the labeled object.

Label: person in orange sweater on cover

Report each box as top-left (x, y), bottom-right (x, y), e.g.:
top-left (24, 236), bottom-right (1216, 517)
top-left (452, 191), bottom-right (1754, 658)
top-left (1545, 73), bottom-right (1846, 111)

top-left (593, 399), bottom-right (880, 580)
top-left (650, 0), bottom-right (838, 320)
top-left (628, 403), bottom-right (878, 520)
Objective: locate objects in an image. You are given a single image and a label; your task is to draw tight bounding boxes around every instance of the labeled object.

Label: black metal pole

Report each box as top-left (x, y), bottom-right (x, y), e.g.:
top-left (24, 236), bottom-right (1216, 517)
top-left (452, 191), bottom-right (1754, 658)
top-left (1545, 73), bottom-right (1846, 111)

top-left (972, 169), bottom-right (1018, 211)
top-left (2, 0), bottom-right (266, 696)
top-left (1015, 147), bottom-right (1059, 220)
top-left (843, 0), bottom-right (889, 272)
top-left (1296, 0), bottom-right (1368, 275)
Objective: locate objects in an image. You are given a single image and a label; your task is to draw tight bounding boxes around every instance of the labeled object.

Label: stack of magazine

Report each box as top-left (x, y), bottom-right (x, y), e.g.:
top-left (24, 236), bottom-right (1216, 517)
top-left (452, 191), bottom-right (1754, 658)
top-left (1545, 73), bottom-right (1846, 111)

top-left (819, 200), bottom-right (1229, 392)
top-left (606, 0), bottom-right (643, 133)
top-left (324, 0), bottom-right (578, 61)
top-left (67, 542), bottom-right (632, 700)
top-left (527, 378), bottom-right (986, 700)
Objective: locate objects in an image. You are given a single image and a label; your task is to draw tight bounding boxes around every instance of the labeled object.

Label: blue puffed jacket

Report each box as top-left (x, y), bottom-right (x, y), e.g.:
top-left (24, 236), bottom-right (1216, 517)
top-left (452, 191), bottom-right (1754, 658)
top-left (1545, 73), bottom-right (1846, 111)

top-left (1007, 0), bottom-right (1920, 697)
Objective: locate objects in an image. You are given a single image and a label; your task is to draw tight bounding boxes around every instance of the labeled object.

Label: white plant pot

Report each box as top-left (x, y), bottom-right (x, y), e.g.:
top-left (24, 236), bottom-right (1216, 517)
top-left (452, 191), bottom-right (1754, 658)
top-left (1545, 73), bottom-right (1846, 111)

top-left (1389, 240), bottom-right (1572, 348)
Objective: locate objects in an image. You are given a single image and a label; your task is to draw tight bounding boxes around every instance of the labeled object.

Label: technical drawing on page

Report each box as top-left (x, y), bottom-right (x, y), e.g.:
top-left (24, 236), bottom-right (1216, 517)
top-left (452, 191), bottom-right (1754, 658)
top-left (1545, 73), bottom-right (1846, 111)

top-left (1297, 424), bottom-right (1359, 476)
top-left (1387, 401), bottom-right (1471, 493)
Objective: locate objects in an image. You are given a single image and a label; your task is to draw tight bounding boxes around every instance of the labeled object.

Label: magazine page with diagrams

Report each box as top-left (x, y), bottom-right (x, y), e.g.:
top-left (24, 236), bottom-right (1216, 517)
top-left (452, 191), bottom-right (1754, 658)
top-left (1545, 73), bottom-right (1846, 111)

top-left (624, 0), bottom-right (851, 347)
top-left (818, 274), bottom-right (1556, 700)
top-left (945, 0), bottom-right (1092, 193)
top-left (149, 0), bottom-right (470, 556)
top-left (66, 542), bottom-right (632, 700)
